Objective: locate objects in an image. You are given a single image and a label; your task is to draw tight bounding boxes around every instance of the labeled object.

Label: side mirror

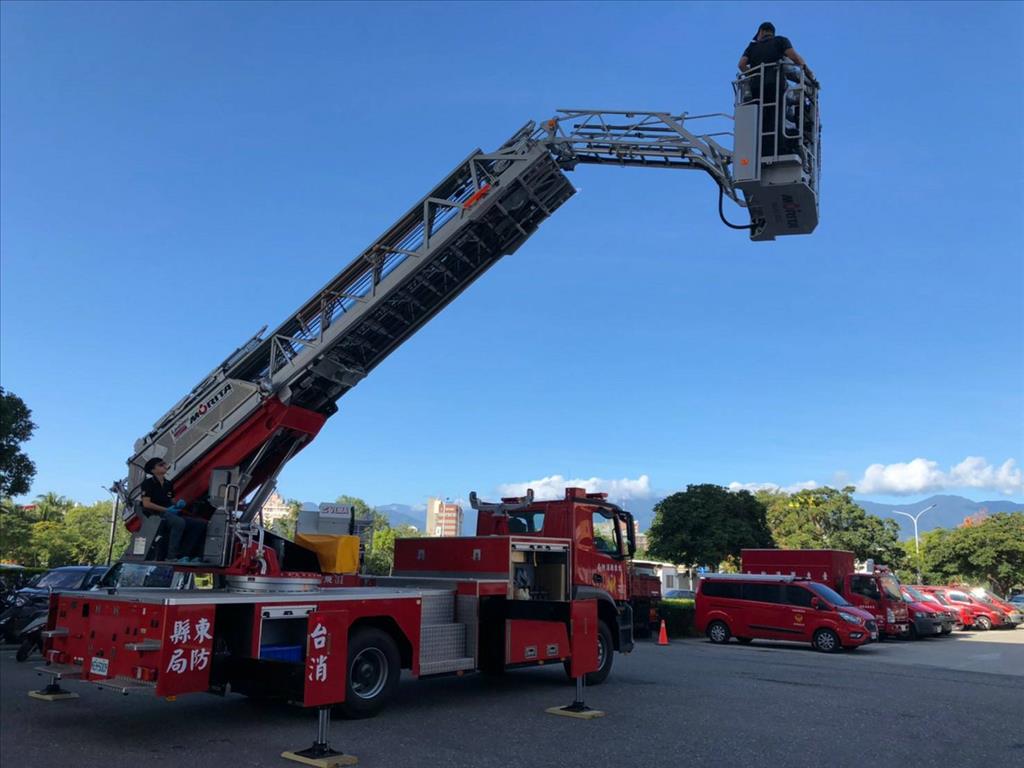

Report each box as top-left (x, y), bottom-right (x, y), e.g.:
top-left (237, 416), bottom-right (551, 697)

top-left (810, 597), bottom-right (825, 610)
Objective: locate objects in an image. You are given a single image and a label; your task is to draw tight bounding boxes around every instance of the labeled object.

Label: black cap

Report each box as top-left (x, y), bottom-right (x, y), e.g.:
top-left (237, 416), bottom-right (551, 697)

top-left (754, 21), bottom-right (775, 41)
top-left (144, 457), bottom-right (166, 473)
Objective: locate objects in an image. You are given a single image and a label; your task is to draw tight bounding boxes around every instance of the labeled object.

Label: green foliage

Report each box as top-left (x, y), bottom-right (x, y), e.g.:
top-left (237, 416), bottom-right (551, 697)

top-left (0, 388), bottom-right (37, 498)
top-left (759, 486), bottom-right (906, 568)
top-left (334, 495), bottom-right (418, 575)
top-left (658, 598), bottom-right (697, 637)
top-left (269, 499), bottom-right (302, 539)
top-left (648, 484), bottom-right (773, 567)
top-left (1, 495), bottom-right (128, 567)
top-left (921, 513), bottom-right (1024, 594)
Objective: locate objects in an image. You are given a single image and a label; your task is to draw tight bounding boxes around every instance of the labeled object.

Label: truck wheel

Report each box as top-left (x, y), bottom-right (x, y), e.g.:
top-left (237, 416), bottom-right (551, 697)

top-left (812, 629), bottom-right (840, 653)
top-left (707, 620), bottom-right (730, 644)
top-left (587, 620), bottom-right (615, 686)
top-left (974, 616), bottom-right (992, 631)
top-left (339, 628), bottom-right (401, 719)
top-left (908, 624), bottom-right (918, 640)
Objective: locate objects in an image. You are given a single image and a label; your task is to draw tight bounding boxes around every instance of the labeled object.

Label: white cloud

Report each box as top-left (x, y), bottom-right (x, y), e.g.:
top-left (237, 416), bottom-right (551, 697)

top-left (495, 474), bottom-right (653, 504)
top-left (857, 456), bottom-right (1023, 496)
top-left (728, 480), bottom-right (819, 494)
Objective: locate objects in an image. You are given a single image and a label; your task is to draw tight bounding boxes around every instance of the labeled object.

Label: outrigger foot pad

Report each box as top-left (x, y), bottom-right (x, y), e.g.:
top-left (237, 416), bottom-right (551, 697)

top-left (546, 703), bottom-right (606, 719)
top-left (281, 748), bottom-right (358, 767)
top-left (29, 682), bottom-right (79, 701)
top-left (546, 676), bottom-right (605, 719)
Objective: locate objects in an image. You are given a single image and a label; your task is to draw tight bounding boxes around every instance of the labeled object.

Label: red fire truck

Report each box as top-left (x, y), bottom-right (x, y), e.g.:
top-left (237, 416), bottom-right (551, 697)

top-left (741, 549), bottom-right (910, 638)
top-left (40, 486), bottom-right (632, 709)
top-left (32, 87), bottom-right (822, 761)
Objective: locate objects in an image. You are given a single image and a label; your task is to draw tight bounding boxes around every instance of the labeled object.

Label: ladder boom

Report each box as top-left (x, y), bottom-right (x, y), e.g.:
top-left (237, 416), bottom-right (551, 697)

top-left (121, 83), bottom-right (821, 528)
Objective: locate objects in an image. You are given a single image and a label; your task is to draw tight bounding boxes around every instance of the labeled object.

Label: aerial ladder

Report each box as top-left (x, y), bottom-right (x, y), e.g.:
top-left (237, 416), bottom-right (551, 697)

top-left (117, 65), bottom-right (820, 570)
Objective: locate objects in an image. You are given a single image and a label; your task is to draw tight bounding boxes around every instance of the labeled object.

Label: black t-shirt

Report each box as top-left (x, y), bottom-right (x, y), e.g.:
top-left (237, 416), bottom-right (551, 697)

top-left (141, 476), bottom-right (174, 513)
top-left (742, 35), bottom-right (793, 67)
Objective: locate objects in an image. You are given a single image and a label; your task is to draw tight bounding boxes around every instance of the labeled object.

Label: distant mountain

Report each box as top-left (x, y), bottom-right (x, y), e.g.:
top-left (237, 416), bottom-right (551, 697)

top-left (856, 494), bottom-right (1024, 537)
top-left (375, 503), bottom-right (425, 531)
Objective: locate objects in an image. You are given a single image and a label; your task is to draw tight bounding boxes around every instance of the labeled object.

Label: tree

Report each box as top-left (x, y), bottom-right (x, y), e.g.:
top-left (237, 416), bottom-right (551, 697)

top-left (0, 388), bottom-right (36, 498)
top-left (647, 484), bottom-right (773, 567)
top-left (759, 486), bottom-right (905, 567)
top-left (924, 513), bottom-right (1024, 594)
top-left (0, 497), bottom-right (35, 564)
top-left (32, 492), bottom-right (74, 522)
top-left (64, 501), bottom-right (131, 565)
top-left (30, 520), bottom-right (75, 568)
top-left (270, 499), bottom-right (302, 540)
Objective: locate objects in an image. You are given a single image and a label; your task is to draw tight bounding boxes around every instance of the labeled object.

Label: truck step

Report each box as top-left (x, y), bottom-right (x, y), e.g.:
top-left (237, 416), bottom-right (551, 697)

top-left (419, 656), bottom-right (476, 677)
top-left (420, 590), bottom-right (455, 625)
top-left (93, 676), bottom-right (157, 695)
top-left (420, 623), bottom-right (467, 665)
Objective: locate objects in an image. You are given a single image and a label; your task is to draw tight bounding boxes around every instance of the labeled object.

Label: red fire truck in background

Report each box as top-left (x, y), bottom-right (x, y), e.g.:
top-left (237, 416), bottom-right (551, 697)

top-left (741, 549), bottom-right (910, 638)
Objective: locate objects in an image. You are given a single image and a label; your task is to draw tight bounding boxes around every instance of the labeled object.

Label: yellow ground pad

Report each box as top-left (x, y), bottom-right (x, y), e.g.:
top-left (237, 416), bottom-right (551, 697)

top-left (281, 750), bottom-right (358, 767)
top-left (545, 705), bottom-right (606, 719)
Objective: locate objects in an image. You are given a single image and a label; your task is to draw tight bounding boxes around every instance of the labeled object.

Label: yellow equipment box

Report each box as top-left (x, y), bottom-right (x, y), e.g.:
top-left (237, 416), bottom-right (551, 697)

top-left (295, 533), bottom-right (360, 574)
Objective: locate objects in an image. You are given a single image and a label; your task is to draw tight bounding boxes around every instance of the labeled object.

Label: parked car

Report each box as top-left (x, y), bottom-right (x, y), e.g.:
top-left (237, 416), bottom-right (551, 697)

top-left (0, 565), bottom-right (108, 642)
top-left (696, 573), bottom-right (877, 653)
top-left (968, 588), bottom-right (1023, 627)
top-left (664, 589), bottom-right (696, 600)
top-left (909, 586), bottom-right (964, 630)
top-left (922, 587), bottom-right (1010, 631)
top-left (900, 585), bottom-right (954, 637)
top-left (1010, 594), bottom-right (1024, 607)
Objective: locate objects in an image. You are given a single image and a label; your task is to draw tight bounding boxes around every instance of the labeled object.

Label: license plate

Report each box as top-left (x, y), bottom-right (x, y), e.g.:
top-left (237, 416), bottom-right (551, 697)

top-left (90, 657), bottom-right (109, 677)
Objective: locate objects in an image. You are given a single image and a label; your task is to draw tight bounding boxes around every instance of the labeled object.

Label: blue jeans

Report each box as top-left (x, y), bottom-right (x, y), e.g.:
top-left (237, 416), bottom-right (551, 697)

top-left (162, 513), bottom-right (207, 558)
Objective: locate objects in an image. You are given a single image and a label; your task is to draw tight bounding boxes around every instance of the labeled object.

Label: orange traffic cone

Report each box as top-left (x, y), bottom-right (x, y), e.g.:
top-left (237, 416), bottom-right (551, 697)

top-left (657, 619), bottom-right (669, 646)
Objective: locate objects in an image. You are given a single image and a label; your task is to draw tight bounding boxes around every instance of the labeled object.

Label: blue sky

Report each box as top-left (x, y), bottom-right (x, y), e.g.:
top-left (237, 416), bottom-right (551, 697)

top-left (2, 1), bottom-right (1022, 516)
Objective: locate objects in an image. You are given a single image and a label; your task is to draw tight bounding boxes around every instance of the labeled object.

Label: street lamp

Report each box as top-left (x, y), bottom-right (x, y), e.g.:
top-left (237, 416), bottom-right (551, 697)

top-left (892, 503), bottom-right (936, 584)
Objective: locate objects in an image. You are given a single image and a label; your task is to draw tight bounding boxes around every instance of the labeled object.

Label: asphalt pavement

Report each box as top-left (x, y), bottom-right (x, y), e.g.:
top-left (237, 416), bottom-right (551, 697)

top-left (2, 630), bottom-right (1022, 768)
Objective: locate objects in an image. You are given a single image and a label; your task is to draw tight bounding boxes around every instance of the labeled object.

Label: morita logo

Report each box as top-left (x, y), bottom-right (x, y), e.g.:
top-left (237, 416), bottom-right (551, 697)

top-left (188, 383), bottom-right (233, 425)
top-left (169, 383), bottom-right (234, 443)
top-left (782, 194), bottom-right (801, 230)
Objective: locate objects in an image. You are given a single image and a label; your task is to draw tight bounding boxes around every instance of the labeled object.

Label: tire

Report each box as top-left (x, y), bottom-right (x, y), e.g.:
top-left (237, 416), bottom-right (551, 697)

top-left (586, 620), bottom-right (615, 686)
top-left (908, 624), bottom-right (918, 641)
top-left (15, 638), bottom-right (35, 662)
top-left (940, 627), bottom-right (952, 635)
top-left (736, 637), bottom-right (753, 645)
top-left (974, 615), bottom-right (992, 631)
top-left (339, 628), bottom-right (401, 719)
top-left (812, 629), bottom-right (840, 653)
top-left (706, 620), bottom-right (730, 644)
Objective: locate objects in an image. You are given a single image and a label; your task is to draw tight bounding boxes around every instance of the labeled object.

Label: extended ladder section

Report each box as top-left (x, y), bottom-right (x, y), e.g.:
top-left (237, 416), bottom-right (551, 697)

top-left (122, 92), bottom-right (822, 533)
top-left (124, 124), bottom-right (576, 524)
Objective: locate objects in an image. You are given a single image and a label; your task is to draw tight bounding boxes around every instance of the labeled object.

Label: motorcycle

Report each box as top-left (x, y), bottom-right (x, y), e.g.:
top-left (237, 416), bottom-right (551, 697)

top-left (15, 609), bottom-right (48, 662)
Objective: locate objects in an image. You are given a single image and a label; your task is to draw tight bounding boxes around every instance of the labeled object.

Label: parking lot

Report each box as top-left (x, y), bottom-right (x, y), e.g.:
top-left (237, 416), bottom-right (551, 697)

top-left (2, 630), bottom-right (1021, 768)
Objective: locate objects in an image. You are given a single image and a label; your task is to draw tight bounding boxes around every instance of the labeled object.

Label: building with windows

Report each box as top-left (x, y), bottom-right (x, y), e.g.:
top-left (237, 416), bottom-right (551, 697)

top-left (261, 492), bottom-right (292, 527)
top-left (426, 497), bottom-right (463, 537)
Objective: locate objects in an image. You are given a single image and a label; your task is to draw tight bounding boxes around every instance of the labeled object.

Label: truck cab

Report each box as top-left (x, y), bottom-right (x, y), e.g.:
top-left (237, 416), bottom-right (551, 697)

top-left (472, 487), bottom-right (638, 651)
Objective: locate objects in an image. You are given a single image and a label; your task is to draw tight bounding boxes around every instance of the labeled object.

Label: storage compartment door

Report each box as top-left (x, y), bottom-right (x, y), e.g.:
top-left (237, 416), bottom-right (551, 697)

top-left (568, 599), bottom-right (599, 678)
top-left (302, 610), bottom-right (349, 708)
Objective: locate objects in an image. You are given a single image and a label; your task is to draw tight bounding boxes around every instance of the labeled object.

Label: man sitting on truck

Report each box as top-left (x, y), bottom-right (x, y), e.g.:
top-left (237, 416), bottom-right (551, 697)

top-left (141, 458), bottom-right (207, 562)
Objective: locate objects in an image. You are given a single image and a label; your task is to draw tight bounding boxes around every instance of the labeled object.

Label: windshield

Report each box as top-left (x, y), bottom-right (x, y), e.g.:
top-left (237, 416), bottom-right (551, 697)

top-left (98, 562), bottom-right (175, 589)
top-left (880, 574), bottom-right (902, 601)
top-left (902, 585), bottom-right (927, 602)
top-left (807, 582), bottom-right (851, 607)
top-left (34, 569), bottom-right (85, 590)
top-left (931, 592), bottom-right (950, 606)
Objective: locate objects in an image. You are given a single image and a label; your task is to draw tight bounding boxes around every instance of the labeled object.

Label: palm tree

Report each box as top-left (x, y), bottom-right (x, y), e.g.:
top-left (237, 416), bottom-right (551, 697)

top-left (31, 492), bottom-right (73, 522)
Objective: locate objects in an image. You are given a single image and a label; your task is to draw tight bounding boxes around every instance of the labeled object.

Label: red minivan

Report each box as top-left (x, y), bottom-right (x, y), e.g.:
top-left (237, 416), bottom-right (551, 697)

top-left (696, 573), bottom-right (877, 652)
